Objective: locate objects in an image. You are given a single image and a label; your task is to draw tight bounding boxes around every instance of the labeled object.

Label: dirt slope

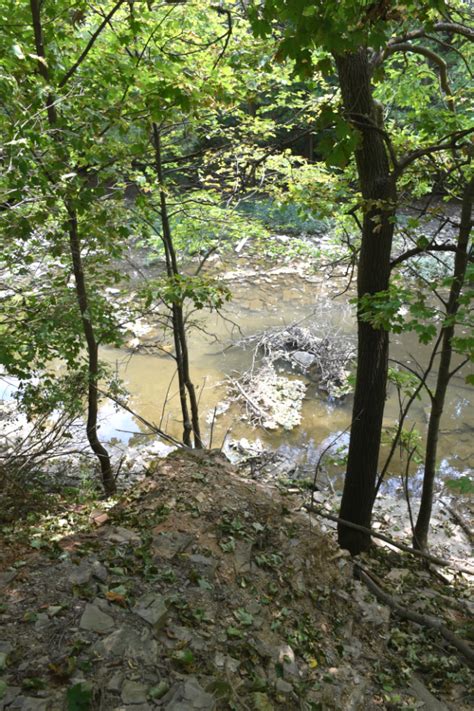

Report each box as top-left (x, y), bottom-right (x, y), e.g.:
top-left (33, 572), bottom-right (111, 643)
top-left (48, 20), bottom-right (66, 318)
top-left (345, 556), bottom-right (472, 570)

top-left (0, 451), bottom-right (470, 710)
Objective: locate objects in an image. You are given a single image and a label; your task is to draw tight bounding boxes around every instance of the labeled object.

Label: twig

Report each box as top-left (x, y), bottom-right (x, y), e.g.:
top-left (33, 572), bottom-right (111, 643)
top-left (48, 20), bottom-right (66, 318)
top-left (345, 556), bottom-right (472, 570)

top-left (311, 426), bottom-right (351, 506)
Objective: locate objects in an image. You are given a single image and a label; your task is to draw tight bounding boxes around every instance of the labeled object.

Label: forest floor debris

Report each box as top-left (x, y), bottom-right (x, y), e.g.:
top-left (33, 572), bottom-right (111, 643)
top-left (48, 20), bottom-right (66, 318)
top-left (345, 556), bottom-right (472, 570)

top-left (1, 451), bottom-right (473, 710)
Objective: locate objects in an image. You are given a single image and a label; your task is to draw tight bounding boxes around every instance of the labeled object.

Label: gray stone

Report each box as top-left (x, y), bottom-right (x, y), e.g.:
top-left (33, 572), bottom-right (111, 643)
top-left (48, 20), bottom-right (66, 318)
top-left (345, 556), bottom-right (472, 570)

top-left (292, 351), bottom-right (316, 369)
top-left (17, 698), bottom-right (49, 711)
top-left (107, 527), bottom-right (141, 545)
top-left (92, 561), bottom-right (108, 583)
top-left (122, 680), bottom-right (148, 705)
top-left (0, 643), bottom-right (12, 672)
top-left (189, 554), bottom-right (218, 580)
top-left (163, 678), bottom-right (216, 710)
top-left (133, 593), bottom-right (168, 630)
top-left (345, 678), bottom-right (368, 711)
top-left (214, 652), bottom-right (240, 673)
top-left (34, 613), bottom-right (50, 631)
top-left (0, 570), bottom-right (17, 587)
top-left (107, 671), bottom-right (124, 693)
top-left (94, 597), bottom-right (114, 614)
top-left (233, 540), bottom-right (253, 574)
top-left (69, 560), bottom-right (93, 586)
top-left (152, 532), bottom-right (194, 560)
top-left (0, 686), bottom-right (21, 707)
top-left (93, 626), bottom-right (158, 662)
top-left (80, 602), bottom-right (115, 634)
top-left (352, 581), bottom-right (390, 629)
top-left (276, 679), bottom-right (293, 695)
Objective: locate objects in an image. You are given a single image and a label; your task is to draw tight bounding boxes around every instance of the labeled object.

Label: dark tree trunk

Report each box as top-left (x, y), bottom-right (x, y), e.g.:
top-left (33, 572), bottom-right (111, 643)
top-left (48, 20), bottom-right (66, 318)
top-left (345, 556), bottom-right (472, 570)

top-left (30, 0), bottom-right (115, 495)
top-left (152, 123), bottom-right (203, 448)
top-left (335, 48), bottom-right (396, 554)
top-left (67, 211), bottom-right (116, 495)
top-left (414, 176), bottom-right (474, 550)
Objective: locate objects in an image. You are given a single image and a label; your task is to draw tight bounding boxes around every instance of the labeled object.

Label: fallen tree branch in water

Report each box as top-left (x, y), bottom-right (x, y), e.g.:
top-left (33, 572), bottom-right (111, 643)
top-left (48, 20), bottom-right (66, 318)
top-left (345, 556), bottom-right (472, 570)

top-left (306, 505), bottom-right (474, 575)
top-left (98, 389), bottom-right (186, 449)
top-left (355, 563), bottom-right (474, 667)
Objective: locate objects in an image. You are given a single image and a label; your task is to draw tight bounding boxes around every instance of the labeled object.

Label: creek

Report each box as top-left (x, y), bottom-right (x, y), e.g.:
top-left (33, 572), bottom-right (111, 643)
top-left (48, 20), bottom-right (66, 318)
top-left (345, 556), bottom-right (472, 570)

top-left (98, 251), bottom-right (473, 493)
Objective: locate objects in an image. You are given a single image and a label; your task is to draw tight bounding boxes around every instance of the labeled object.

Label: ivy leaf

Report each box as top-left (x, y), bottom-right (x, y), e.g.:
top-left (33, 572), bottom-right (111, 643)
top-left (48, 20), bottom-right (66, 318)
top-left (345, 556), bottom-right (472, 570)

top-left (234, 608), bottom-right (254, 626)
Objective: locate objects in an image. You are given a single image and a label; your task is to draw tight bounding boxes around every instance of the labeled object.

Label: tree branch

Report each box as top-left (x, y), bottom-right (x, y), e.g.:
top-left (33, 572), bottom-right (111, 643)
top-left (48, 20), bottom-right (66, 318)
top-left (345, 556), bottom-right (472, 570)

top-left (356, 564), bottom-right (474, 666)
top-left (434, 21), bottom-right (474, 41)
top-left (395, 128), bottom-right (474, 176)
top-left (307, 505), bottom-right (474, 574)
top-left (384, 42), bottom-right (455, 112)
top-left (390, 243), bottom-right (460, 269)
top-left (58, 0), bottom-right (127, 88)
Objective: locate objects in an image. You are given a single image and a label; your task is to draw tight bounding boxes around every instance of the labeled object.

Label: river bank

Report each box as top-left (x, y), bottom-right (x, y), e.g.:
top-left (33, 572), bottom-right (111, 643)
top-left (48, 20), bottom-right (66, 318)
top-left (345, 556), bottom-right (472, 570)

top-left (0, 450), bottom-right (472, 710)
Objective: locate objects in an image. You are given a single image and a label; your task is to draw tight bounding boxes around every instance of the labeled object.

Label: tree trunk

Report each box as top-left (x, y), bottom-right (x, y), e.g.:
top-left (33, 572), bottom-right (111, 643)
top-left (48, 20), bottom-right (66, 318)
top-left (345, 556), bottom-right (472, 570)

top-left (152, 123), bottom-right (202, 448)
top-left (335, 48), bottom-right (396, 554)
top-left (68, 210), bottom-right (116, 495)
top-left (30, 0), bottom-right (115, 495)
top-left (414, 175), bottom-right (474, 549)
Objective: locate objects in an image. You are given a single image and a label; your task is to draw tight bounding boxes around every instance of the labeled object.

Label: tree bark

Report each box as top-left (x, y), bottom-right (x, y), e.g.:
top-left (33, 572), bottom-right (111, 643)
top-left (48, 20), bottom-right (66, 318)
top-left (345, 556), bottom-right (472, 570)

top-left (414, 176), bottom-right (474, 549)
top-left (335, 48), bottom-right (396, 554)
top-left (30, 0), bottom-right (115, 495)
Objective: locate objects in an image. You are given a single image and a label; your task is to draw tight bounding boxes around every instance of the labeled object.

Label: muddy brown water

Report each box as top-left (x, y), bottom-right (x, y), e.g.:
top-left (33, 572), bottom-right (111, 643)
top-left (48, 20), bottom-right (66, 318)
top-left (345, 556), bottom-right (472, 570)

top-left (99, 257), bottom-right (473, 490)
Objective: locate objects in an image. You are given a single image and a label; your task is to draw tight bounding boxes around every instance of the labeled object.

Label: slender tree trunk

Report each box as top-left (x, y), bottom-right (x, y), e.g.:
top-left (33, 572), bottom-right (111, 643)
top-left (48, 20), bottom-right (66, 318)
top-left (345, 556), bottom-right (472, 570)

top-left (152, 123), bottom-right (202, 448)
top-left (68, 211), bottom-right (116, 495)
top-left (171, 306), bottom-right (193, 447)
top-left (335, 48), bottom-right (396, 554)
top-left (414, 176), bottom-right (474, 549)
top-left (30, 0), bottom-right (115, 495)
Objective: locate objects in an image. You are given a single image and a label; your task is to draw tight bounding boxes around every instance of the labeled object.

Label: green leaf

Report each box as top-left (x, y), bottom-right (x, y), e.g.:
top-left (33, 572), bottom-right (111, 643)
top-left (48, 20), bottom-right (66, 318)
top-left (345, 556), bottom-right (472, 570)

top-left (226, 625), bottom-right (243, 638)
top-left (172, 648), bottom-right (194, 667)
top-left (67, 683), bottom-right (93, 711)
top-left (149, 681), bottom-right (169, 699)
top-left (416, 235), bottom-right (430, 249)
top-left (445, 476), bottom-right (473, 495)
top-left (234, 608), bottom-right (254, 626)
